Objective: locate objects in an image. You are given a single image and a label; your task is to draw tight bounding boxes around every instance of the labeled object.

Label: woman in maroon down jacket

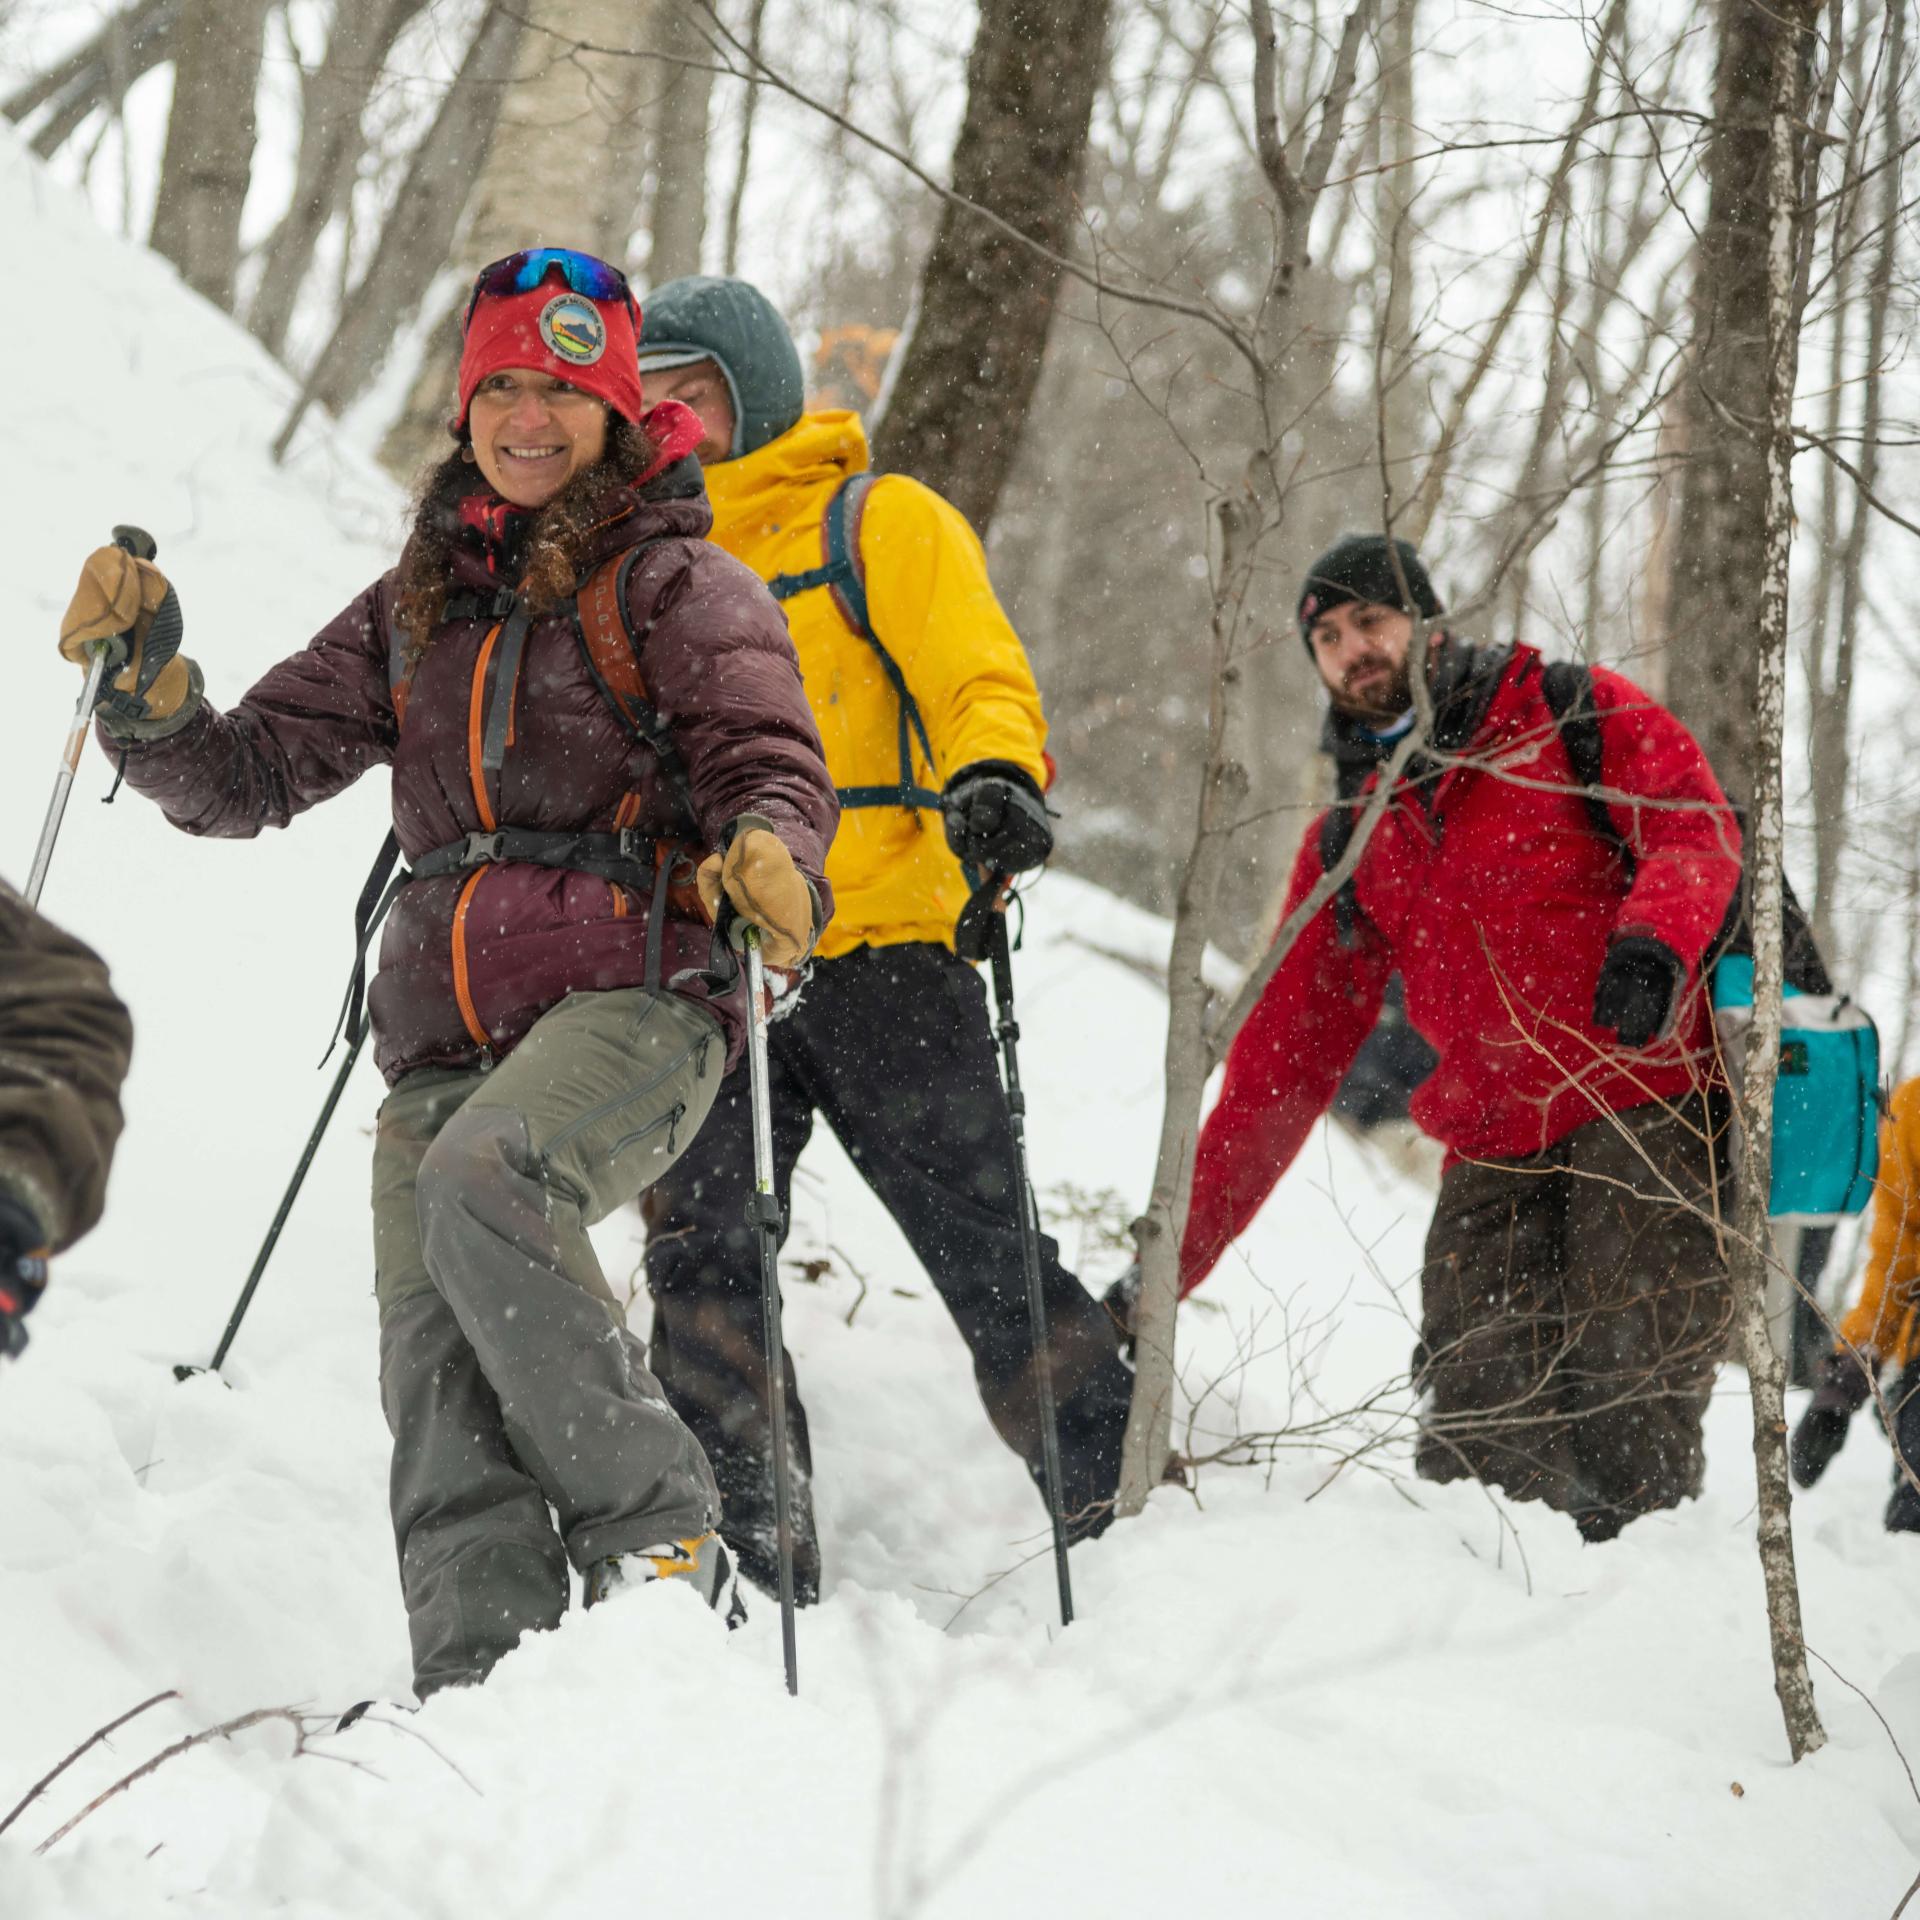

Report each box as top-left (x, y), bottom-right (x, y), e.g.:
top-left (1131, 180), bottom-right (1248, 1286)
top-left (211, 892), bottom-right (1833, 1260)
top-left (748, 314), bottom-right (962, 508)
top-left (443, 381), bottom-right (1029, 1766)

top-left (54, 250), bottom-right (839, 1698)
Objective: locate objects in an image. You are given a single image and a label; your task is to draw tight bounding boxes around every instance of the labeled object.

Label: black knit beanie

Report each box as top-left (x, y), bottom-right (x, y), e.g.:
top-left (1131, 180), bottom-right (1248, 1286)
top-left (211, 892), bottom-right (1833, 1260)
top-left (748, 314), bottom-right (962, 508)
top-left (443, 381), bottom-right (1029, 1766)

top-left (1297, 535), bottom-right (1441, 646)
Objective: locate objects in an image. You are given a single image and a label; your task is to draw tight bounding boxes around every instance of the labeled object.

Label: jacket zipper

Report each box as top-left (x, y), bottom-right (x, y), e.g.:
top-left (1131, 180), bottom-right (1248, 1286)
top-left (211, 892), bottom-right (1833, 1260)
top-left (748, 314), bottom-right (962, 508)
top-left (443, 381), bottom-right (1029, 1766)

top-left (451, 867), bottom-right (491, 1051)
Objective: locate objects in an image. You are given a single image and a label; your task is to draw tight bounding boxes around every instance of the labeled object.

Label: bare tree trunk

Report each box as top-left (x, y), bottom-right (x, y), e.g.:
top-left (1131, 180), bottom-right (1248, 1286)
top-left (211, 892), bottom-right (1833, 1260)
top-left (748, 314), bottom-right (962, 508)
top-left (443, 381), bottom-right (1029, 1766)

top-left (376, 0), bottom-right (660, 480)
top-left (1732, 0), bottom-right (1825, 1765)
top-left (1661, 0), bottom-right (1812, 806)
top-left (4, 0), bottom-right (175, 157)
top-left (248, 0), bottom-right (427, 358)
top-left (272, 2), bottom-right (527, 463)
top-left (148, 0), bottom-right (271, 308)
top-left (721, 0), bottom-right (771, 276)
top-left (869, 0), bottom-right (1115, 533)
top-left (1118, 0), bottom-right (1378, 1512)
top-left (1810, 0), bottom-right (1904, 963)
top-left (643, 0), bottom-right (716, 281)
top-left (1119, 495), bottom-right (1257, 1510)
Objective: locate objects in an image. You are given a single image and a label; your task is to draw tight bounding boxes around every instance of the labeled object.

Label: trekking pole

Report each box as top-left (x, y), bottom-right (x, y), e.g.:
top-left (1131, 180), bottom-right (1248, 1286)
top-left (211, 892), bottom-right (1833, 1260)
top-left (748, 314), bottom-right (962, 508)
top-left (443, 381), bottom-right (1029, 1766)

top-left (739, 923), bottom-right (800, 1695)
top-left (958, 876), bottom-right (1075, 1628)
top-left (28, 525), bottom-right (157, 908)
top-left (175, 836), bottom-right (402, 1381)
top-left (174, 1012), bottom-right (372, 1382)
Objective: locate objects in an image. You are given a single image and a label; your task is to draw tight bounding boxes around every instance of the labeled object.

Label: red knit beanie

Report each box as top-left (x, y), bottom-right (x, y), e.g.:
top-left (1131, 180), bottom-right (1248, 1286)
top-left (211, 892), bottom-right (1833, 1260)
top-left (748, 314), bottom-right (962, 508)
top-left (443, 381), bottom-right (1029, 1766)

top-left (456, 280), bottom-right (644, 428)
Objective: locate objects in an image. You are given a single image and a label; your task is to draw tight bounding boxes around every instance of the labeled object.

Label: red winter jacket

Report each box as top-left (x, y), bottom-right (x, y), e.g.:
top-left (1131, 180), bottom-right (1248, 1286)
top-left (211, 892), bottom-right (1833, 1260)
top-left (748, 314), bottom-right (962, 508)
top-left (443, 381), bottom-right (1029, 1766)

top-left (105, 457), bottom-right (838, 1083)
top-left (1180, 640), bottom-right (1740, 1295)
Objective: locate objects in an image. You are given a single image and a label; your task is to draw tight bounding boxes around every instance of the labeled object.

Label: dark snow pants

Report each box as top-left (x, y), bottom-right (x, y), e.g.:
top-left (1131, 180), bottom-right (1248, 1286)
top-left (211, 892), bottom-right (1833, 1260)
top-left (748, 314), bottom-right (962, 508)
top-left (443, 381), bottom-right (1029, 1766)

top-left (1415, 1092), bottom-right (1735, 1539)
top-left (643, 941), bottom-right (1133, 1600)
top-left (372, 988), bottom-right (725, 1698)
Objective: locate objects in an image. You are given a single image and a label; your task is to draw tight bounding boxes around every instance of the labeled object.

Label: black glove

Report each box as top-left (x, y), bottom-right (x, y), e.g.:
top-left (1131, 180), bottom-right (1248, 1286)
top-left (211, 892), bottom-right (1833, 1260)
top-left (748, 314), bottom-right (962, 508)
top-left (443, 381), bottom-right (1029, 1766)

top-left (1592, 937), bottom-right (1685, 1049)
top-left (0, 1196), bottom-right (50, 1364)
top-left (942, 762), bottom-right (1054, 871)
top-left (1790, 1349), bottom-right (1875, 1487)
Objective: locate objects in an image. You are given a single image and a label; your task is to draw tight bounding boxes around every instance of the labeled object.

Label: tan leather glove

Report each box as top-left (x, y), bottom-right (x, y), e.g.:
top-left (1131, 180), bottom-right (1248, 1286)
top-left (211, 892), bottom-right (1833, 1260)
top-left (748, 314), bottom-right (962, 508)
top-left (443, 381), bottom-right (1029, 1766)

top-left (696, 821), bottom-right (817, 969)
top-left (60, 547), bottom-right (192, 723)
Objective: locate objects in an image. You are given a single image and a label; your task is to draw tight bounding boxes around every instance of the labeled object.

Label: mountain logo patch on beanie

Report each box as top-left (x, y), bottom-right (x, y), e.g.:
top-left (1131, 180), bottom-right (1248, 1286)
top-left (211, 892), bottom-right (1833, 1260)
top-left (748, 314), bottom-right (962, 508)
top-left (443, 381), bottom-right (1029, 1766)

top-left (539, 294), bottom-right (606, 366)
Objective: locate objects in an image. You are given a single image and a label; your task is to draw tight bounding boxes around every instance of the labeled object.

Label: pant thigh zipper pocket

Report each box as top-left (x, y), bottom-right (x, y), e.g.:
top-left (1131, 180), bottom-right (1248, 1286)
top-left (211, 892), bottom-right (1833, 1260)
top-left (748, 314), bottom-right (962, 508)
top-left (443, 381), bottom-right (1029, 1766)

top-left (540, 1029), bottom-right (704, 1164)
top-left (608, 1102), bottom-right (685, 1161)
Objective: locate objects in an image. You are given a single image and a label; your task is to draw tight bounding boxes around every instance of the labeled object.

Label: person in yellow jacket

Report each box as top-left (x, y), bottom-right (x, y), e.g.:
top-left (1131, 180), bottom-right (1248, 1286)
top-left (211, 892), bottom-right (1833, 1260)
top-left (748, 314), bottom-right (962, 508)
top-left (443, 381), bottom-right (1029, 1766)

top-left (634, 277), bottom-right (1132, 1601)
top-left (1791, 1074), bottom-right (1920, 1531)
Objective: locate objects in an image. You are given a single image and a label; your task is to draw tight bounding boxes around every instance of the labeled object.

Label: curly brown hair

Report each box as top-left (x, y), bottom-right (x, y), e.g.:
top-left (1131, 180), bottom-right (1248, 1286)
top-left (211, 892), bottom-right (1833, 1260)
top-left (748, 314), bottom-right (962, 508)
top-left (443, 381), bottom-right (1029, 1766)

top-left (391, 414), bottom-right (667, 653)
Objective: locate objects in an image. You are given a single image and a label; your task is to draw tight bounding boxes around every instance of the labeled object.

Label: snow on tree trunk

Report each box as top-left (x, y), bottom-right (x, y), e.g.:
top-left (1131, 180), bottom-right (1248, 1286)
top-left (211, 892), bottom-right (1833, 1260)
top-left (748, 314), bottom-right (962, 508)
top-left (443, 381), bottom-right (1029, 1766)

top-left (642, 0), bottom-right (715, 284)
top-left (148, 0), bottom-right (270, 311)
top-left (1732, 0), bottom-right (1826, 1765)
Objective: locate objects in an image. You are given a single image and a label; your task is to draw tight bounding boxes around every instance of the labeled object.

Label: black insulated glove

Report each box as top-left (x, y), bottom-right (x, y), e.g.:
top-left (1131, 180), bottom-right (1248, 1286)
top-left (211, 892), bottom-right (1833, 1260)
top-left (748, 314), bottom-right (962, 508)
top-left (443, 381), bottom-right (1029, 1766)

top-left (1592, 936), bottom-right (1685, 1049)
top-left (1790, 1349), bottom-right (1875, 1487)
top-left (0, 1196), bottom-right (50, 1363)
top-left (942, 762), bottom-right (1054, 871)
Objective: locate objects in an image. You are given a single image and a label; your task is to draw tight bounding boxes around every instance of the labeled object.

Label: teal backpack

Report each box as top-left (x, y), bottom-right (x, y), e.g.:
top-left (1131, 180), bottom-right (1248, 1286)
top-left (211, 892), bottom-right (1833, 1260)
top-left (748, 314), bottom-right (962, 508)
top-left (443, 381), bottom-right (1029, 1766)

top-left (1544, 661), bottom-right (1882, 1223)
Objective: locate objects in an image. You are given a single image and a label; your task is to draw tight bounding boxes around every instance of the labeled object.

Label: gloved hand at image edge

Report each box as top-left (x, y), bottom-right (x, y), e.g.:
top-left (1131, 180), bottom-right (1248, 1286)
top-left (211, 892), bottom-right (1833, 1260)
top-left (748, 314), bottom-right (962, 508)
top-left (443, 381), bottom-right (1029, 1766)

top-left (943, 761), bottom-right (1054, 872)
top-left (1592, 935), bottom-right (1685, 1050)
top-left (1790, 1348), bottom-right (1876, 1487)
top-left (697, 816), bottom-right (819, 969)
top-left (0, 1195), bottom-right (50, 1363)
top-left (60, 546), bottom-right (200, 737)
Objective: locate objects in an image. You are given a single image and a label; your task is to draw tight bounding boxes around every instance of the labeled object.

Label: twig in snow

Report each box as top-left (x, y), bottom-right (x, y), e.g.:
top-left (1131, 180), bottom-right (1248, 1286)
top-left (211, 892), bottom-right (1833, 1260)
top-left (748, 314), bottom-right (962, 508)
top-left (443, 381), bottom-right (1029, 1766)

top-left (0, 1689), bottom-right (180, 1838)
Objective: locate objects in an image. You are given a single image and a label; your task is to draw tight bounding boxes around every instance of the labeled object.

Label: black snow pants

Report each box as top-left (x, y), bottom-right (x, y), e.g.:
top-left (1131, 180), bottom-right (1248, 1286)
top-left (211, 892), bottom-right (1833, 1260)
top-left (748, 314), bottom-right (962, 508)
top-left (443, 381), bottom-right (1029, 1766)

top-left (1415, 1091), bottom-right (1735, 1540)
top-left (644, 941), bottom-right (1133, 1600)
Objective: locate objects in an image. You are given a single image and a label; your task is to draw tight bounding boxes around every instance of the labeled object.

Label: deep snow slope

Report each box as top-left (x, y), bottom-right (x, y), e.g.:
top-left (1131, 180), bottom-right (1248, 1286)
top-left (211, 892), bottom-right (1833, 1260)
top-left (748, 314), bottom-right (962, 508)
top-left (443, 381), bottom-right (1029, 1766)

top-left (3, 127), bottom-right (1920, 1920)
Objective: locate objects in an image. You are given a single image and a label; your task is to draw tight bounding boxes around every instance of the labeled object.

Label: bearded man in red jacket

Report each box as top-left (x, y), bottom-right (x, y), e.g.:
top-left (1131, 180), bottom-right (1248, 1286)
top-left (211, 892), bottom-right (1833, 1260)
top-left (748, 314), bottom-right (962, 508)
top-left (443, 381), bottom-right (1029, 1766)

top-left (1182, 534), bottom-right (1742, 1541)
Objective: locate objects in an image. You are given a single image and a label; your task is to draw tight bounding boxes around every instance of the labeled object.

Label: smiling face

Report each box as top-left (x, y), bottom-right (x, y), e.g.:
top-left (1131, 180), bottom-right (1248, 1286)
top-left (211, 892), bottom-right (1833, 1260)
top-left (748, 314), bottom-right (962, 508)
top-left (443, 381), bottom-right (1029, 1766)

top-left (1307, 599), bottom-right (1418, 723)
top-left (466, 368), bottom-right (610, 507)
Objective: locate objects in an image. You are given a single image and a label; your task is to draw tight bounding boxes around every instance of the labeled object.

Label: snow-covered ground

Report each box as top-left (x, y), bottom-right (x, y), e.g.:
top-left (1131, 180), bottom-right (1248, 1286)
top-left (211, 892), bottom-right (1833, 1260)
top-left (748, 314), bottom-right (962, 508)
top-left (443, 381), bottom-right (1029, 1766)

top-left (3, 125), bottom-right (1920, 1919)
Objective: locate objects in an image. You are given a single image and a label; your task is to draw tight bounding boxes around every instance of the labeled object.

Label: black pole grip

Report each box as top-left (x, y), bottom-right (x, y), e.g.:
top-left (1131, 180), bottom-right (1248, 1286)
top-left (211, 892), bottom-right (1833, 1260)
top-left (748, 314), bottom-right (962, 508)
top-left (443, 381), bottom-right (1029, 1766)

top-left (111, 525), bottom-right (157, 561)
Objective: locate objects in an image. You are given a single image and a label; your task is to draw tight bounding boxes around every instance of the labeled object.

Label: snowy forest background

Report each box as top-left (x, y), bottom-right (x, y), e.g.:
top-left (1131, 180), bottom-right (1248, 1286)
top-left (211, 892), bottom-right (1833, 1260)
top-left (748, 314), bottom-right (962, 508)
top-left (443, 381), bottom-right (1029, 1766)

top-left (2, 0), bottom-right (1920, 1911)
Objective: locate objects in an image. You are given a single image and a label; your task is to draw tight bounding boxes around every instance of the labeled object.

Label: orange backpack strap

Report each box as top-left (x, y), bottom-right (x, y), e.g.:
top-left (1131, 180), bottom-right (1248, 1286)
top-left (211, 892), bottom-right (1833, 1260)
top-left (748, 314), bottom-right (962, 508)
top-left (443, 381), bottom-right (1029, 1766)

top-left (574, 543), bottom-right (696, 825)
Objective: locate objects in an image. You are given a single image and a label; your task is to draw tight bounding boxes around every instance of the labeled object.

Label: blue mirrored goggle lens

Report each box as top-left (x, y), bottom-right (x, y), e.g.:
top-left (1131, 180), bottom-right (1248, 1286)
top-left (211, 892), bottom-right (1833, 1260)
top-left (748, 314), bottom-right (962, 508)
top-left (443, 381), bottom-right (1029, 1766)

top-left (464, 249), bottom-right (635, 329)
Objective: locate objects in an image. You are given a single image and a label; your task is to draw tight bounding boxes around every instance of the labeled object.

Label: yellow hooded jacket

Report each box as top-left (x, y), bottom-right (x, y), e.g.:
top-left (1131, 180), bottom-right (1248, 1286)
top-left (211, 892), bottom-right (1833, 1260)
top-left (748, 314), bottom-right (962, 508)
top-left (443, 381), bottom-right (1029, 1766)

top-left (703, 410), bottom-right (1048, 961)
top-left (1838, 1075), bottom-right (1920, 1369)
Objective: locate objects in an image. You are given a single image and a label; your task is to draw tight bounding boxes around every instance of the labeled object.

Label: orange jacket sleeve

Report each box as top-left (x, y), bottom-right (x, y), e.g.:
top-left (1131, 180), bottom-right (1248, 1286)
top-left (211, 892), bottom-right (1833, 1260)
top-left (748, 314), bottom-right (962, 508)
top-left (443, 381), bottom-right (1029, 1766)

top-left (1839, 1077), bottom-right (1920, 1367)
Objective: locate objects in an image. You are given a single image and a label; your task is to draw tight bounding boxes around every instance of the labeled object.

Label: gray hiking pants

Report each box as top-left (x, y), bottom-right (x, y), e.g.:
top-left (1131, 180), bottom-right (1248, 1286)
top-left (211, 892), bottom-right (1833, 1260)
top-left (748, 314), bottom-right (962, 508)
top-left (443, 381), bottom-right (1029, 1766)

top-left (372, 987), bottom-right (726, 1697)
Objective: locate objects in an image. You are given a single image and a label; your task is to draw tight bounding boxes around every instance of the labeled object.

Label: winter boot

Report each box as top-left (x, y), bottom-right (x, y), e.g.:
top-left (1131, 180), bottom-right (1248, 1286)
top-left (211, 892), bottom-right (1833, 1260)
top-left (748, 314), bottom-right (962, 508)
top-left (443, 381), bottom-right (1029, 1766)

top-left (583, 1531), bottom-right (747, 1625)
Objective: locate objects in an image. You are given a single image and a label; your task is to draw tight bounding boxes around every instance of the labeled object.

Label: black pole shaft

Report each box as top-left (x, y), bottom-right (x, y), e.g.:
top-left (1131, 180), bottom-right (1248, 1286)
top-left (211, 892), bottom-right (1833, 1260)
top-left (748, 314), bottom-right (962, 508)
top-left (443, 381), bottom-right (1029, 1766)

top-left (189, 1012), bottom-right (370, 1377)
top-left (987, 912), bottom-right (1074, 1627)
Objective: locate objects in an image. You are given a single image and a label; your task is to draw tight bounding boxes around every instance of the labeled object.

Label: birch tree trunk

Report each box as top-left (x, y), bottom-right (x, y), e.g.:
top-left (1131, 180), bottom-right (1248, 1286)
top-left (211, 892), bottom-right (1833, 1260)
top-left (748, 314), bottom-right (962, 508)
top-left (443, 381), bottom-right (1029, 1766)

top-left (376, 0), bottom-right (658, 480)
top-left (1732, 0), bottom-right (1825, 1764)
top-left (870, 0), bottom-right (1116, 534)
top-left (1662, 0), bottom-right (1810, 806)
top-left (148, 0), bottom-right (271, 310)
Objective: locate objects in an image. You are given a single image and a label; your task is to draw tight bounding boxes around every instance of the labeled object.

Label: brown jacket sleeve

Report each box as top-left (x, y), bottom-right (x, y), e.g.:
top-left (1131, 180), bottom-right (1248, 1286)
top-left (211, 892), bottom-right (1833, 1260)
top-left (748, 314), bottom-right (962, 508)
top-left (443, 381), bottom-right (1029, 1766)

top-left (97, 579), bottom-right (397, 838)
top-left (0, 884), bottom-right (133, 1250)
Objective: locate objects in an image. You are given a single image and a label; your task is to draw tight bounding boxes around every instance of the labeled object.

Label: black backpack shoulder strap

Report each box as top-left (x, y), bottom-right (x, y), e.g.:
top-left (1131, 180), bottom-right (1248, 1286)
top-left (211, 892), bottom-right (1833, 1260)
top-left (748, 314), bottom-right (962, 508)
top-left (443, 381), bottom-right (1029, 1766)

top-left (770, 473), bottom-right (941, 813)
top-left (1319, 804), bottom-right (1367, 950)
top-left (1541, 659), bottom-right (1635, 879)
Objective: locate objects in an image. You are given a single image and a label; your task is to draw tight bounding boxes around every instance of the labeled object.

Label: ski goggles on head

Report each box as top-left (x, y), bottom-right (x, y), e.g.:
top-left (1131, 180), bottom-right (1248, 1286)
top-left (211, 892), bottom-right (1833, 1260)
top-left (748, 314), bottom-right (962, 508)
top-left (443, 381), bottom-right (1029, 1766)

top-left (463, 249), bottom-right (638, 332)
